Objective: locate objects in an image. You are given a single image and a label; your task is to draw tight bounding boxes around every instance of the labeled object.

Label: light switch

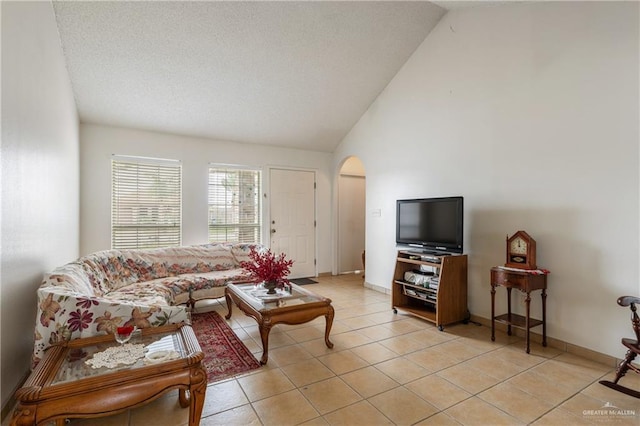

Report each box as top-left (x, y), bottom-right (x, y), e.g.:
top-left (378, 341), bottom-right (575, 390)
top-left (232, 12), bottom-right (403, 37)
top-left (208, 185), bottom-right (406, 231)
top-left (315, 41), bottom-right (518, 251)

top-left (371, 209), bottom-right (381, 217)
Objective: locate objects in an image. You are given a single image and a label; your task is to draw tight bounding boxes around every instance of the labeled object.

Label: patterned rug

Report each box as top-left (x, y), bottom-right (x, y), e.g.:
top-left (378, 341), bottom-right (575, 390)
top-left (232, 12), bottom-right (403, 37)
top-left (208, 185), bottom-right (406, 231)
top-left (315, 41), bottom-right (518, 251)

top-left (190, 311), bottom-right (261, 383)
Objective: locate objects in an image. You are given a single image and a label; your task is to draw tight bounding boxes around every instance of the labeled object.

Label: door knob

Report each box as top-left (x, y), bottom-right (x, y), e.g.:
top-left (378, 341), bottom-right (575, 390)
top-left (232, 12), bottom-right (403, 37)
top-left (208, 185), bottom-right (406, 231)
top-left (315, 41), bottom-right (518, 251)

top-left (271, 229), bottom-right (276, 234)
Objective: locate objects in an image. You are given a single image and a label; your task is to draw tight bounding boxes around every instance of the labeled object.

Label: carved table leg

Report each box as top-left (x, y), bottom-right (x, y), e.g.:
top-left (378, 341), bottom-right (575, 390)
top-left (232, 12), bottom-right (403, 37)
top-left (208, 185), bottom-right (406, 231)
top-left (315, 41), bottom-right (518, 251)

top-left (178, 388), bottom-right (190, 408)
top-left (506, 287), bottom-right (513, 336)
top-left (541, 288), bottom-right (547, 347)
top-left (525, 291), bottom-right (532, 354)
top-left (259, 318), bottom-right (272, 365)
top-left (188, 366), bottom-right (207, 426)
top-left (490, 283), bottom-right (496, 342)
top-left (324, 305), bottom-right (335, 349)
top-left (225, 290), bottom-right (233, 320)
top-left (10, 406), bottom-right (36, 426)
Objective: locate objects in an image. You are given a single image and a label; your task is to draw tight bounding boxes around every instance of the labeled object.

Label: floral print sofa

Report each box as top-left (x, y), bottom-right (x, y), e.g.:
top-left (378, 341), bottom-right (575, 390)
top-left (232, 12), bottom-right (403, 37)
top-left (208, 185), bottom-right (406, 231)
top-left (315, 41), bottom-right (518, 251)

top-left (33, 242), bottom-right (261, 365)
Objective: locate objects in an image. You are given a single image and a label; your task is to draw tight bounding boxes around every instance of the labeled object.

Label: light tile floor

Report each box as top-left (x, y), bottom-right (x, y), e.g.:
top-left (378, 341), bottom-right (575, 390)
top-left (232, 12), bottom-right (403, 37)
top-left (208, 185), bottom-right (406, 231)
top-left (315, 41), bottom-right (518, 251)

top-left (11, 274), bottom-right (640, 425)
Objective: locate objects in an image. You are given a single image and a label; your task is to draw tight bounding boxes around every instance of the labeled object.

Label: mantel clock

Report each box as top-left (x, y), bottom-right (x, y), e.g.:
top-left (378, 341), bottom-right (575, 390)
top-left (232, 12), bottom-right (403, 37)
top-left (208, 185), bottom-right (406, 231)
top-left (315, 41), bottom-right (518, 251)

top-left (505, 230), bottom-right (537, 270)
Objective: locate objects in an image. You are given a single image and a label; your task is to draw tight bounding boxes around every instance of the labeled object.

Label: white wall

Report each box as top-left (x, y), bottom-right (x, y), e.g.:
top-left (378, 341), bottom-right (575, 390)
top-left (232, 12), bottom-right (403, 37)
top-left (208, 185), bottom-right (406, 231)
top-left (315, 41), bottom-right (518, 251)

top-left (80, 124), bottom-right (333, 273)
top-left (334, 2), bottom-right (639, 357)
top-left (1, 1), bottom-right (79, 408)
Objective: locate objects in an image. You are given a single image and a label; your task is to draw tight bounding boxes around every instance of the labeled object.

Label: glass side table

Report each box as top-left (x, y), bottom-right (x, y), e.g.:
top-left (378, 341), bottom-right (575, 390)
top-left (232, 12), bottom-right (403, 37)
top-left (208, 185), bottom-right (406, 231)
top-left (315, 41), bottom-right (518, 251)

top-left (11, 324), bottom-right (206, 426)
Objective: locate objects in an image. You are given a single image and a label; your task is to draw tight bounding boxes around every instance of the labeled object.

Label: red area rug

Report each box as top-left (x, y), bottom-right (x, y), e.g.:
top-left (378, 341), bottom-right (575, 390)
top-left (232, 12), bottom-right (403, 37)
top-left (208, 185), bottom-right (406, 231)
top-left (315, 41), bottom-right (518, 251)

top-left (190, 311), bottom-right (261, 383)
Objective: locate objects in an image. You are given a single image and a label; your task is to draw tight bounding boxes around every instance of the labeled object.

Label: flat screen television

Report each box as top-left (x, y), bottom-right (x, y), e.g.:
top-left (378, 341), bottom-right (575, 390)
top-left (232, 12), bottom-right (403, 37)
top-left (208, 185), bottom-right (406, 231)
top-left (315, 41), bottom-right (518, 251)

top-left (396, 196), bottom-right (464, 254)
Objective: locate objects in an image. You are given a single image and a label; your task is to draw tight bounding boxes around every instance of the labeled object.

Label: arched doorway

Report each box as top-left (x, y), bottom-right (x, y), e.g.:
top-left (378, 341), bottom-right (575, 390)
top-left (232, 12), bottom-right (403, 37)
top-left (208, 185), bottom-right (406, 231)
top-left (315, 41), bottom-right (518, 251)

top-left (337, 157), bottom-right (366, 274)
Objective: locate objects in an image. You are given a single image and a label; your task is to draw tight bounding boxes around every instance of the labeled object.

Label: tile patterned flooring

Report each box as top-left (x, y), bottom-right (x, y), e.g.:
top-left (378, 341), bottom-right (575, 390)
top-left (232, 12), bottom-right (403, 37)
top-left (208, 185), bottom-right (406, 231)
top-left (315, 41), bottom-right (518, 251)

top-left (16, 274), bottom-right (640, 425)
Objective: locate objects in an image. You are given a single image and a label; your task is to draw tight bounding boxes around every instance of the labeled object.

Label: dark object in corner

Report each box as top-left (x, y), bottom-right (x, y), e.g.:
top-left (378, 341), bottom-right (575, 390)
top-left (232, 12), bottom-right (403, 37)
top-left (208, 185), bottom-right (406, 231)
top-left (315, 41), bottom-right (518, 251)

top-left (289, 278), bottom-right (318, 285)
top-left (599, 295), bottom-right (640, 398)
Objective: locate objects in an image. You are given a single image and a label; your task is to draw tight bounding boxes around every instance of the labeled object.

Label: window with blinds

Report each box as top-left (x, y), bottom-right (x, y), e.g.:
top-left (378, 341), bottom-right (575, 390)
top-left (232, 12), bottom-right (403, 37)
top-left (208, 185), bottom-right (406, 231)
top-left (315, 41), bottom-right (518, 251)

top-left (208, 166), bottom-right (261, 244)
top-left (111, 157), bottom-right (182, 249)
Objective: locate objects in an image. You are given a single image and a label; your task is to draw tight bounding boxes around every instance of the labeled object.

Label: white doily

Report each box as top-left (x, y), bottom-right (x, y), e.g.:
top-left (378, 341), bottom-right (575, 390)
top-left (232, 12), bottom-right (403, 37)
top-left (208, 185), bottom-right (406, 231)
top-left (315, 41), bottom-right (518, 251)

top-left (85, 343), bottom-right (146, 369)
top-left (144, 350), bottom-right (180, 364)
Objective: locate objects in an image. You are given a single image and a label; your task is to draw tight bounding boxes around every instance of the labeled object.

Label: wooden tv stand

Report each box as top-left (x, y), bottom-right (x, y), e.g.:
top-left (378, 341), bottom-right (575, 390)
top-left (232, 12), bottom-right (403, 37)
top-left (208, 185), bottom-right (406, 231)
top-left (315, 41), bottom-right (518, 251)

top-left (391, 251), bottom-right (468, 330)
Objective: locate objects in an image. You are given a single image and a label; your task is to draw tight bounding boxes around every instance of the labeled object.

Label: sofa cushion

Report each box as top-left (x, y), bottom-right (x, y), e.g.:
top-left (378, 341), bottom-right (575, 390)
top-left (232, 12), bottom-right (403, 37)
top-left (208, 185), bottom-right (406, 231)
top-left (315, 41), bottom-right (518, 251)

top-left (155, 244), bottom-right (236, 276)
top-left (106, 279), bottom-right (176, 306)
top-left (166, 269), bottom-right (254, 305)
top-left (81, 252), bottom-right (142, 293)
top-left (40, 261), bottom-right (97, 297)
top-left (231, 243), bottom-right (265, 265)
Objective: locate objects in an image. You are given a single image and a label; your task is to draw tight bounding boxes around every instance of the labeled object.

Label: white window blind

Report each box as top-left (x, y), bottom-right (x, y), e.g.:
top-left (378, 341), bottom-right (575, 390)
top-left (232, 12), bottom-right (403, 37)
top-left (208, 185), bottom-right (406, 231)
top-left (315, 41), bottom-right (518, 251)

top-left (208, 166), bottom-right (261, 244)
top-left (112, 157), bottom-right (182, 249)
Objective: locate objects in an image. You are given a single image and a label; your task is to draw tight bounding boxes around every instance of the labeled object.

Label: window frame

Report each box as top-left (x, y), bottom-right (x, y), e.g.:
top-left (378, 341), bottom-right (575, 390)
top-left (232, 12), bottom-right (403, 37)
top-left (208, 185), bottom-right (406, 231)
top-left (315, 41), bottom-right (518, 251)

top-left (111, 155), bottom-right (182, 250)
top-left (207, 164), bottom-right (262, 244)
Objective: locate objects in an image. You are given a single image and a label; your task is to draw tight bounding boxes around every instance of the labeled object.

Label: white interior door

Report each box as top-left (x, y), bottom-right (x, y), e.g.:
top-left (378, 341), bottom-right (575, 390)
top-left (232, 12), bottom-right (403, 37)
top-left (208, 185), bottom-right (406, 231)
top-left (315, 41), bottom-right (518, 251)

top-left (269, 169), bottom-right (316, 278)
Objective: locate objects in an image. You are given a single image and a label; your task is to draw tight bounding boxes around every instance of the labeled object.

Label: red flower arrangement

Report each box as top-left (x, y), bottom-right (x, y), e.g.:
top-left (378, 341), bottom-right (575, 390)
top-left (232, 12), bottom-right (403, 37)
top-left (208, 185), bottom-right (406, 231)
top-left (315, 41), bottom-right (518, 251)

top-left (240, 247), bottom-right (294, 289)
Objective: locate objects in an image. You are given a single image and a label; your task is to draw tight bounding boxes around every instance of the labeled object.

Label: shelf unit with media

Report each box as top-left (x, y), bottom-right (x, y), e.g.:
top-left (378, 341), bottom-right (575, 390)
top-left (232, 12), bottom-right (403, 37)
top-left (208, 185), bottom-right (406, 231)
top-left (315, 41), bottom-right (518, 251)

top-left (392, 250), bottom-right (468, 330)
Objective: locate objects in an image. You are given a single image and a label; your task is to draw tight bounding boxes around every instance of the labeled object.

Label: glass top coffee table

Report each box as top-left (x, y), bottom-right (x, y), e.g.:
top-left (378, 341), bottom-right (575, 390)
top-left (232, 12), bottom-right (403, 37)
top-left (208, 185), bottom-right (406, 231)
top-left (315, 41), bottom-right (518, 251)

top-left (11, 324), bottom-right (206, 426)
top-left (225, 282), bottom-right (334, 364)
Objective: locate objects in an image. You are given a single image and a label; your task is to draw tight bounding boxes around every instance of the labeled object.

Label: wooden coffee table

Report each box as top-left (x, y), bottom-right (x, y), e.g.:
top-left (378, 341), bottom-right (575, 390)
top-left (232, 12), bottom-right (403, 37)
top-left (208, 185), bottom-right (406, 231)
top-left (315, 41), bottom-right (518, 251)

top-left (11, 324), bottom-right (206, 426)
top-left (225, 282), bottom-right (334, 364)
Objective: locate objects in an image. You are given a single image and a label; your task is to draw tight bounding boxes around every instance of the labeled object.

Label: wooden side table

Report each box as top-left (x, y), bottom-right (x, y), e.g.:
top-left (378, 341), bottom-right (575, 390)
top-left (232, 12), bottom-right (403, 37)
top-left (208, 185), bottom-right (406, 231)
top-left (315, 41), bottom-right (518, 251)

top-left (11, 324), bottom-right (206, 426)
top-left (491, 267), bottom-right (548, 353)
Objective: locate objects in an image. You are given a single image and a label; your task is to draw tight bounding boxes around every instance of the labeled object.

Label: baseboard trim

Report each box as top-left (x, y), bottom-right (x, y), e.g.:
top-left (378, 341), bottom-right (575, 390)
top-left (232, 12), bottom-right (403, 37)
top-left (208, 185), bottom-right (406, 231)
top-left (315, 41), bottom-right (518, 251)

top-left (469, 314), bottom-right (619, 368)
top-left (362, 283), bottom-right (619, 368)
top-left (1, 369), bottom-right (30, 423)
top-left (364, 281), bottom-right (391, 295)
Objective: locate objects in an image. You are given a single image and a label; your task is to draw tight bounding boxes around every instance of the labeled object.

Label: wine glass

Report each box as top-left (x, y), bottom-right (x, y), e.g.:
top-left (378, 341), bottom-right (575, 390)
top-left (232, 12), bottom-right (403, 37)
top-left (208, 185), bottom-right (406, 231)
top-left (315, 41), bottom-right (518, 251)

top-left (115, 326), bottom-right (137, 346)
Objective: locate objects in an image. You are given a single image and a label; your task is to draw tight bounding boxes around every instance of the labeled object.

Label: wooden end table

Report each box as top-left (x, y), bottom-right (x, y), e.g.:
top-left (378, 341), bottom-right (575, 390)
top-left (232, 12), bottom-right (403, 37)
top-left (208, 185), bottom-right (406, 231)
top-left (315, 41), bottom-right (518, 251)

top-left (491, 267), bottom-right (548, 353)
top-left (225, 282), bottom-right (334, 364)
top-left (11, 324), bottom-right (206, 426)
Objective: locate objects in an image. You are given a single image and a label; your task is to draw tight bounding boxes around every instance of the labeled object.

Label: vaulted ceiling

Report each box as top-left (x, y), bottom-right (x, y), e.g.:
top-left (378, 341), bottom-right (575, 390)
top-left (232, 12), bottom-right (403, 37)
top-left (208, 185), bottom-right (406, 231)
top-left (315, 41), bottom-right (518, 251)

top-left (53, 1), bottom-right (450, 152)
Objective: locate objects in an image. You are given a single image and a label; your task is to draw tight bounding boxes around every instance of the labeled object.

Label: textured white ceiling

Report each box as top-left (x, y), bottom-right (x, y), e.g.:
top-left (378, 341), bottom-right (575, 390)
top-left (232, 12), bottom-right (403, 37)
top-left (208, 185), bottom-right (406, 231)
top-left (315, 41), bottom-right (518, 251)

top-left (53, 1), bottom-right (446, 152)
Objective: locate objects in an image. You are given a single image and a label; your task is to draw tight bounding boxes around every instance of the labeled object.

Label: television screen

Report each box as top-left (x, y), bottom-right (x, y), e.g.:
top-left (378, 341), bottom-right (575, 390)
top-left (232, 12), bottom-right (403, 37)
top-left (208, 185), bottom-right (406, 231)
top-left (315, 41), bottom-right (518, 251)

top-left (396, 197), bottom-right (463, 254)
